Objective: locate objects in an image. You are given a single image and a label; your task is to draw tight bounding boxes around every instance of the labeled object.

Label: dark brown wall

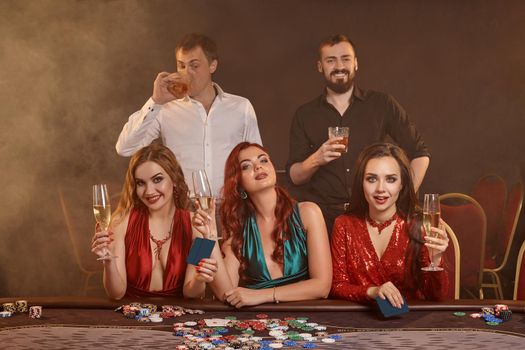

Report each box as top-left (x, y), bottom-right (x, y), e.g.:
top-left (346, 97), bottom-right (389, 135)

top-left (0, 0), bottom-right (523, 296)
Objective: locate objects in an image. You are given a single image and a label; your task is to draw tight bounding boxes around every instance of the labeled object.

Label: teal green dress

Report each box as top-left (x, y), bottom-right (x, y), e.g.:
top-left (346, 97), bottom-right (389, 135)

top-left (242, 203), bottom-right (309, 289)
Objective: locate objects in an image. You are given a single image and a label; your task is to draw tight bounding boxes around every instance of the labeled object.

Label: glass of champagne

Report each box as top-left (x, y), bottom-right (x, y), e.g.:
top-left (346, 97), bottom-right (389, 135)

top-left (421, 193), bottom-right (443, 271)
top-left (192, 170), bottom-right (220, 239)
top-left (92, 184), bottom-right (116, 260)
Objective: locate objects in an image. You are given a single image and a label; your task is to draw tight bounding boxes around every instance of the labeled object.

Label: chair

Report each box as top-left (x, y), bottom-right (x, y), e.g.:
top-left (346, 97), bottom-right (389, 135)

top-left (471, 174), bottom-right (506, 268)
top-left (513, 239), bottom-right (525, 300)
top-left (59, 184), bottom-right (121, 296)
top-left (482, 181), bottom-right (524, 298)
top-left (440, 193), bottom-right (487, 299)
top-left (442, 222), bottom-right (461, 300)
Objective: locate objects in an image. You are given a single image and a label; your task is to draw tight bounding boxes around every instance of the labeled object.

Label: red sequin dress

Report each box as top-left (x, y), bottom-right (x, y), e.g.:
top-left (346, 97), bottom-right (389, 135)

top-left (125, 208), bottom-right (192, 297)
top-left (330, 214), bottom-right (448, 303)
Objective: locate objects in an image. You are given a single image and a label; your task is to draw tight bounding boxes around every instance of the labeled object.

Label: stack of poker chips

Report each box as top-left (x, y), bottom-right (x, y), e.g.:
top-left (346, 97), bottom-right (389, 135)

top-left (470, 304), bottom-right (512, 325)
top-left (29, 306), bottom-right (42, 319)
top-left (116, 303), bottom-right (204, 323)
top-left (494, 304), bottom-right (512, 321)
top-left (16, 300), bottom-right (28, 313)
top-left (2, 300), bottom-right (32, 318)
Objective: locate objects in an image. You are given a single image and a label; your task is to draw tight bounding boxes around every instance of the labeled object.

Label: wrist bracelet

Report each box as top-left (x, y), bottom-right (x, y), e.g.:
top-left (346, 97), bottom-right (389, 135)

top-left (273, 286), bottom-right (279, 304)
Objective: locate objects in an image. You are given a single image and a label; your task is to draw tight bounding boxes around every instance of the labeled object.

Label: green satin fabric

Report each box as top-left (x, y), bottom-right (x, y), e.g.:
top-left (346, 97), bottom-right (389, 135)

top-left (242, 203), bottom-right (309, 289)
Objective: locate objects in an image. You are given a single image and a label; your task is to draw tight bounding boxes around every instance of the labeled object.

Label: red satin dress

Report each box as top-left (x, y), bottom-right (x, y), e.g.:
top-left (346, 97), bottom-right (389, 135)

top-left (124, 208), bottom-right (192, 297)
top-left (330, 214), bottom-right (448, 303)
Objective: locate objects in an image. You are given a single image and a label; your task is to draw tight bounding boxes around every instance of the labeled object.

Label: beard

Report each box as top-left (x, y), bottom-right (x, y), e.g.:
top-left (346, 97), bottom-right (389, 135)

top-left (325, 68), bottom-right (355, 94)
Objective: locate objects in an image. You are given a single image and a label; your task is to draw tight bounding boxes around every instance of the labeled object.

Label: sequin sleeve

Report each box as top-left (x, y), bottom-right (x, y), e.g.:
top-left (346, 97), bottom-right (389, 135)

top-left (330, 216), bottom-right (373, 303)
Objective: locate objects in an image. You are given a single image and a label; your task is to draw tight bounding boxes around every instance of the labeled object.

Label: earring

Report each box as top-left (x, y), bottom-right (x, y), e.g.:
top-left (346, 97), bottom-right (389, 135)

top-left (240, 190), bottom-right (248, 200)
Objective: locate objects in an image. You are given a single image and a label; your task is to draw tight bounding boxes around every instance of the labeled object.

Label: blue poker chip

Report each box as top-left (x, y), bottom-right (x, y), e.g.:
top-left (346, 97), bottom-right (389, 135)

top-left (329, 335), bottom-right (342, 340)
top-left (303, 343), bottom-right (317, 348)
top-left (211, 339), bottom-right (225, 345)
top-left (216, 328), bottom-right (229, 334)
top-left (284, 340), bottom-right (297, 347)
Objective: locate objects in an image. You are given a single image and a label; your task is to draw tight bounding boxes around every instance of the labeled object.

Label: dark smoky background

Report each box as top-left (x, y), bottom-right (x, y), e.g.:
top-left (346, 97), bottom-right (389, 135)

top-left (0, 0), bottom-right (524, 297)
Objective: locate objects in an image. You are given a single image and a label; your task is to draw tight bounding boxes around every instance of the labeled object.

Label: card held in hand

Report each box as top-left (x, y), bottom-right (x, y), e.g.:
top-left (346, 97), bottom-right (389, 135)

top-left (374, 296), bottom-right (409, 317)
top-left (186, 237), bottom-right (215, 266)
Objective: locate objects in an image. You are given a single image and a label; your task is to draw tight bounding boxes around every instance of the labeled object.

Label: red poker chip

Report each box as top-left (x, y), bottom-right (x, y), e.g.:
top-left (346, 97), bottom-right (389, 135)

top-left (256, 313), bottom-right (269, 319)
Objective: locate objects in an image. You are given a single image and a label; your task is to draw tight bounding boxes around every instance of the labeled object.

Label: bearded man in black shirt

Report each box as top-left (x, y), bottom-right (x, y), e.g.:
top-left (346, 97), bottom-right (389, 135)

top-left (286, 34), bottom-right (430, 235)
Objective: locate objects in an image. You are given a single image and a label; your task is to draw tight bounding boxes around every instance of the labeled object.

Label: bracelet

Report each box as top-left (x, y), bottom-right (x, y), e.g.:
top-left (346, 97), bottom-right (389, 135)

top-left (273, 286), bottom-right (279, 304)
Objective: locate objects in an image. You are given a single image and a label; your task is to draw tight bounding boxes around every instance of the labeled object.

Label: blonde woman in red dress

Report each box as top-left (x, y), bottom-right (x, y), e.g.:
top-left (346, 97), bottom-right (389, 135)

top-left (330, 143), bottom-right (449, 308)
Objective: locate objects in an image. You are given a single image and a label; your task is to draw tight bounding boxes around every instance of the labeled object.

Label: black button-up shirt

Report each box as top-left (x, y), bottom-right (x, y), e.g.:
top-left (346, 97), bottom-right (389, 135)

top-left (286, 85), bottom-right (430, 205)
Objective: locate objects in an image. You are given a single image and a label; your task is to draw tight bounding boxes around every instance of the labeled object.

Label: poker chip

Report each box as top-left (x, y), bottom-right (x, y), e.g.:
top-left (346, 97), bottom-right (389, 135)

top-left (470, 313), bottom-right (482, 319)
top-left (453, 312), bottom-right (466, 317)
top-left (303, 343), bottom-right (317, 348)
top-left (269, 343), bottom-right (283, 348)
top-left (225, 316), bottom-right (237, 320)
top-left (486, 321), bottom-right (500, 326)
top-left (322, 338), bottom-right (336, 343)
top-left (184, 321), bottom-right (198, 326)
top-left (0, 311), bottom-right (12, 318)
top-left (299, 333), bottom-right (312, 338)
top-left (329, 334), bottom-right (342, 340)
top-left (256, 314), bottom-right (269, 319)
top-left (283, 340), bottom-right (297, 347)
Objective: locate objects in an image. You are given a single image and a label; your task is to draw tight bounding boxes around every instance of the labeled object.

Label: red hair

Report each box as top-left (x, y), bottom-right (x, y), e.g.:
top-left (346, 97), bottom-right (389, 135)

top-left (220, 142), bottom-right (295, 284)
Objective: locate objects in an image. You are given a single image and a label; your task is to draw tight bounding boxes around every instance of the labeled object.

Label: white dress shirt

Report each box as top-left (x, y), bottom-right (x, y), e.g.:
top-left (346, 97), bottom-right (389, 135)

top-left (116, 83), bottom-right (262, 198)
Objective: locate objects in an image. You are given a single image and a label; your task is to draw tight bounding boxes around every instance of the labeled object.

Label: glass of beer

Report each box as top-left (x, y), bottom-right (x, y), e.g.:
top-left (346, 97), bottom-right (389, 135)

top-left (92, 184), bottom-right (116, 260)
top-left (167, 72), bottom-right (190, 98)
top-left (328, 126), bottom-right (349, 153)
top-left (421, 193), bottom-right (443, 271)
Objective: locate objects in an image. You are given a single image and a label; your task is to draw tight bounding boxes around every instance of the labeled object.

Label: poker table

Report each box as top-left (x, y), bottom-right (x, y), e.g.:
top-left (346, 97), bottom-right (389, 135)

top-left (1, 297), bottom-right (524, 349)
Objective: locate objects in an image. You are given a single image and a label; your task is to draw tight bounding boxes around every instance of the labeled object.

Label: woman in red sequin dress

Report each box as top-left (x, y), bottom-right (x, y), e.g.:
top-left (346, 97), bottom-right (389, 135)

top-left (330, 143), bottom-right (449, 307)
top-left (90, 144), bottom-right (217, 299)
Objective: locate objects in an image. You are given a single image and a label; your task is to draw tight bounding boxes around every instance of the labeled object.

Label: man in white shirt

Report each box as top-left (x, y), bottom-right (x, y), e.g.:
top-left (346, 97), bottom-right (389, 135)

top-left (116, 33), bottom-right (262, 199)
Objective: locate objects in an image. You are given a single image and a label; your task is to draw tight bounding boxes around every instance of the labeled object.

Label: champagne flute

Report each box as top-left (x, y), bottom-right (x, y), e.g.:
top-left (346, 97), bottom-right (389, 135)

top-left (92, 184), bottom-right (116, 260)
top-left (192, 170), bottom-right (220, 239)
top-left (421, 193), bottom-right (443, 271)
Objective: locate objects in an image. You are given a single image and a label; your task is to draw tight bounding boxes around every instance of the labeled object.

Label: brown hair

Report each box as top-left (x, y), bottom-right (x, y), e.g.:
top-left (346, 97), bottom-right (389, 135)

top-left (319, 34), bottom-right (357, 58)
top-left (113, 143), bottom-right (189, 221)
top-left (176, 33), bottom-right (218, 64)
top-left (346, 142), bottom-right (424, 286)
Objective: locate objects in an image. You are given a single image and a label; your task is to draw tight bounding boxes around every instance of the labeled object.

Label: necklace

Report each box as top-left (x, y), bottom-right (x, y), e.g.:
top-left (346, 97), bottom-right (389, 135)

top-left (150, 216), bottom-right (174, 260)
top-left (366, 213), bottom-right (398, 235)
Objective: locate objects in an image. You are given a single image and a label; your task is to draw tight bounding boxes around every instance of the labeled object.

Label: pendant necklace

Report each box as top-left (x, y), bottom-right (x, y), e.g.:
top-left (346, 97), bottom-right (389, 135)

top-left (150, 216), bottom-right (174, 260)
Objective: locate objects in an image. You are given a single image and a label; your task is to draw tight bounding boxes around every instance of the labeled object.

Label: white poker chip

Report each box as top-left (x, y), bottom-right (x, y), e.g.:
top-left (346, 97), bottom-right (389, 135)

top-left (269, 330), bottom-right (284, 337)
top-left (314, 326), bottom-right (327, 330)
top-left (251, 337), bottom-right (263, 342)
top-left (269, 343), bottom-right (283, 349)
top-left (296, 319), bottom-right (307, 323)
top-left (299, 333), bottom-right (312, 338)
top-left (305, 337), bottom-right (317, 342)
top-left (0, 311), bottom-right (12, 318)
top-left (322, 338), bottom-right (336, 343)
top-left (305, 322), bottom-right (318, 327)
top-left (275, 335), bottom-right (288, 341)
top-left (184, 321), bottom-right (197, 326)
top-left (149, 317), bottom-right (163, 323)
top-left (237, 337), bottom-right (249, 343)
